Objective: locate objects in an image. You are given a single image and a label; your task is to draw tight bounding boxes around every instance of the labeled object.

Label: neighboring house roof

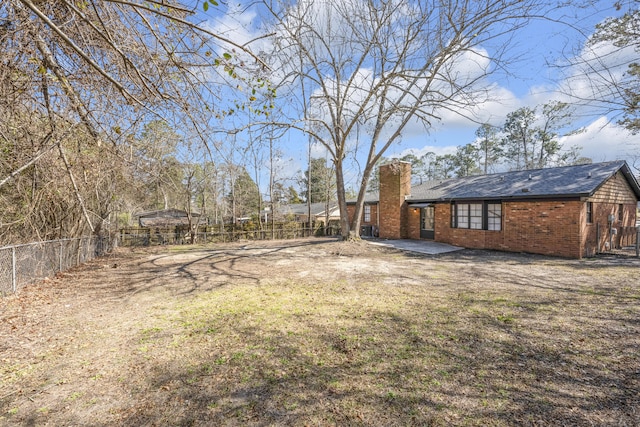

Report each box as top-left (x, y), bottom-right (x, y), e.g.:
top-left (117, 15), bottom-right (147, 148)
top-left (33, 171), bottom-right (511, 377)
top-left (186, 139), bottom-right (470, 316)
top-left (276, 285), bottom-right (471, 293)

top-left (136, 208), bottom-right (201, 218)
top-left (281, 202), bottom-right (338, 217)
top-left (135, 209), bottom-right (200, 227)
top-left (346, 191), bottom-right (383, 204)
top-left (362, 192), bottom-right (380, 203)
top-left (408, 161), bottom-right (640, 202)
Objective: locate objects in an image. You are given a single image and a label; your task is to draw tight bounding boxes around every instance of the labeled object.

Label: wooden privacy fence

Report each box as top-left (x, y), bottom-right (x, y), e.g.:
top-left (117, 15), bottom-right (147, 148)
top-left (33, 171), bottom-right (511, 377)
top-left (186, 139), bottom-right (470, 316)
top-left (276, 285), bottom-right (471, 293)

top-left (119, 223), bottom-right (339, 247)
top-left (617, 226), bottom-right (640, 257)
top-left (598, 225), bottom-right (640, 257)
top-left (618, 226), bottom-right (639, 248)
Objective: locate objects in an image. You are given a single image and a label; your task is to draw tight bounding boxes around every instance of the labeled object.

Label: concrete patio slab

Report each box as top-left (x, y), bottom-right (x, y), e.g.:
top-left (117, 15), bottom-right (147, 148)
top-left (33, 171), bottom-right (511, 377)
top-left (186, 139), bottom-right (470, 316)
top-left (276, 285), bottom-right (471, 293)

top-left (367, 239), bottom-right (463, 255)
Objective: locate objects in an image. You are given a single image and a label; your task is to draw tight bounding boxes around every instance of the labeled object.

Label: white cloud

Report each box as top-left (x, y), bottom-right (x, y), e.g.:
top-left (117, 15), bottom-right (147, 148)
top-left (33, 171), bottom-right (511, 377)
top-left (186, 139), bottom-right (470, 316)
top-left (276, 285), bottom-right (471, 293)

top-left (561, 117), bottom-right (640, 164)
top-left (405, 20), bottom-right (640, 166)
top-left (204, 4), bottom-right (268, 53)
top-left (553, 37), bottom-right (636, 116)
top-left (204, 0), bottom-right (640, 180)
top-left (430, 84), bottom-right (521, 129)
top-left (310, 141), bottom-right (330, 158)
top-left (394, 145), bottom-right (457, 159)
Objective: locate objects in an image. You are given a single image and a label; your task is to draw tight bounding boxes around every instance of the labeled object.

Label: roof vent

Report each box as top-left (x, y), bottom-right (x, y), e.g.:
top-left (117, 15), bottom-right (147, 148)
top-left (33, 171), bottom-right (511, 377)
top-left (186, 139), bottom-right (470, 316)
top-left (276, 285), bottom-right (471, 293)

top-left (499, 176), bottom-right (505, 181)
top-left (522, 188), bottom-right (529, 193)
top-left (588, 171), bottom-right (592, 178)
top-left (528, 174), bottom-right (532, 180)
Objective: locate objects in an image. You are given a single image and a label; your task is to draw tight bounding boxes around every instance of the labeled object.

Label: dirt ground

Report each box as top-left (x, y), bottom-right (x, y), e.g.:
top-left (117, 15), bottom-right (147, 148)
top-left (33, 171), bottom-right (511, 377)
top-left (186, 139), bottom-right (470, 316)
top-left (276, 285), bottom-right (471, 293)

top-left (1, 237), bottom-right (639, 426)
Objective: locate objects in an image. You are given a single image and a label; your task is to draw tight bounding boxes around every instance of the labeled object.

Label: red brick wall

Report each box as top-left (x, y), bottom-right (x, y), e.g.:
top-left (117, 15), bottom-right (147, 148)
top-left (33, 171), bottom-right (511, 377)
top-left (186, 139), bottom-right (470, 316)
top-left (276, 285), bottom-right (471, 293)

top-left (407, 207), bottom-right (421, 240)
top-left (505, 200), bottom-right (582, 258)
top-left (362, 204), bottom-right (379, 226)
top-left (436, 200), bottom-right (584, 258)
top-left (345, 203), bottom-right (379, 236)
top-left (346, 204), bottom-right (379, 225)
top-left (378, 162), bottom-right (411, 239)
top-left (346, 205), bottom-right (355, 224)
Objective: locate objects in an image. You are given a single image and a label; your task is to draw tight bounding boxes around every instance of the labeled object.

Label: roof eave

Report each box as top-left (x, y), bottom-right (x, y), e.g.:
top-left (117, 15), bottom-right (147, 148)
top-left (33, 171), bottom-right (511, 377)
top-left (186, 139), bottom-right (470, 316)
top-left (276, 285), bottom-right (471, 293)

top-left (409, 193), bottom-right (588, 203)
top-left (585, 161), bottom-right (640, 200)
top-left (620, 163), bottom-right (640, 199)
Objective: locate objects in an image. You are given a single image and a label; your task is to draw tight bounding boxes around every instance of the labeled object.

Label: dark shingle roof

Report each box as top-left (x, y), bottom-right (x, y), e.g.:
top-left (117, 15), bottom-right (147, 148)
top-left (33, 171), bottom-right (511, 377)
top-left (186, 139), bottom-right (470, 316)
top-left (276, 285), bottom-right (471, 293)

top-left (408, 161), bottom-right (640, 202)
top-left (135, 209), bottom-right (201, 227)
top-left (281, 202), bottom-right (336, 216)
top-left (136, 208), bottom-right (199, 218)
top-left (346, 191), bottom-right (381, 204)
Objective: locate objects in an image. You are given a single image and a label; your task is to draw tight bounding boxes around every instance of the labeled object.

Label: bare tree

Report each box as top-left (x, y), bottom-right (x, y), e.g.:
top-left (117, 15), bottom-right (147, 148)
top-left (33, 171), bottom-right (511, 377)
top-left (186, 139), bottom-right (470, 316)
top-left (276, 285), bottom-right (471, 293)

top-left (0, 0), bottom-right (259, 240)
top-left (565, 2), bottom-right (640, 133)
top-left (0, 124), bottom-right (134, 244)
top-left (260, 0), bottom-right (557, 239)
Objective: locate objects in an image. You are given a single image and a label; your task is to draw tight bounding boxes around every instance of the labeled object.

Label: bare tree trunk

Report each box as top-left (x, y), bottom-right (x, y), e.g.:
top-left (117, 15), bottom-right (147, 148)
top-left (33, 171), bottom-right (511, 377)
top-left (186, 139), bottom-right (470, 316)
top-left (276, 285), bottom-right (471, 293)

top-left (58, 142), bottom-right (94, 234)
top-left (334, 157), bottom-right (352, 240)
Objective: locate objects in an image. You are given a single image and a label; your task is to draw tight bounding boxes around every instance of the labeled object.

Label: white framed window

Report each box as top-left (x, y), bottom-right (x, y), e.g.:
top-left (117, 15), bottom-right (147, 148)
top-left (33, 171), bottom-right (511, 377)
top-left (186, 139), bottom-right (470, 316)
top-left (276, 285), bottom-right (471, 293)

top-left (469, 203), bottom-right (483, 229)
top-left (457, 204), bottom-right (469, 228)
top-left (487, 203), bottom-right (502, 231)
top-left (451, 201), bottom-right (502, 231)
top-left (363, 205), bottom-right (371, 222)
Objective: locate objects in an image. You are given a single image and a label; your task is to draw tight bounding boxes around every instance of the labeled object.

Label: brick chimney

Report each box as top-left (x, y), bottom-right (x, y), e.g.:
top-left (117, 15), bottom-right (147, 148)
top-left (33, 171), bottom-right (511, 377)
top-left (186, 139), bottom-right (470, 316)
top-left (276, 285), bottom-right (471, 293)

top-left (378, 161), bottom-right (411, 239)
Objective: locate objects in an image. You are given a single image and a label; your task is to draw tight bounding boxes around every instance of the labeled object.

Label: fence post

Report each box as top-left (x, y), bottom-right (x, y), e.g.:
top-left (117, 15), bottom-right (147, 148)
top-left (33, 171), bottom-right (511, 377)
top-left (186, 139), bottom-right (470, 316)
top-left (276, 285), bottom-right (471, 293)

top-left (59, 240), bottom-right (63, 272)
top-left (11, 246), bottom-right (16, 293)
top-left (636, 228), bottom-right (639, 258)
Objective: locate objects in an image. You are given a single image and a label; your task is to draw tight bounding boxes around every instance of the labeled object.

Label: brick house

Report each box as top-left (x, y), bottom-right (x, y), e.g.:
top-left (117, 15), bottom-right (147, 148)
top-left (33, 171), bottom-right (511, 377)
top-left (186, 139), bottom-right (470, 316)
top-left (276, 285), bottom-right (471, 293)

top-left (348, 160), bottom-right (640, 258)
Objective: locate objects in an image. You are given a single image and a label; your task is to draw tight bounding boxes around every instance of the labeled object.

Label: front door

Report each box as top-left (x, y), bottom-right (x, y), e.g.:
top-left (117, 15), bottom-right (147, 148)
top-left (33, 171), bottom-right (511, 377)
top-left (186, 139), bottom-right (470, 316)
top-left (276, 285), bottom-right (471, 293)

top-left (420, 206), bottom-right (435, 239)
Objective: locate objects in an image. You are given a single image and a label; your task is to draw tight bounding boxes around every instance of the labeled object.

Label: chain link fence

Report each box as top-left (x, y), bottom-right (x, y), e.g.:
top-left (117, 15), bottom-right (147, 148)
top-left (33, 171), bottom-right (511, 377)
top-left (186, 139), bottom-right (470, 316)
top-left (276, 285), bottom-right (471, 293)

top-left (0, 236), bottom-right (116, 296)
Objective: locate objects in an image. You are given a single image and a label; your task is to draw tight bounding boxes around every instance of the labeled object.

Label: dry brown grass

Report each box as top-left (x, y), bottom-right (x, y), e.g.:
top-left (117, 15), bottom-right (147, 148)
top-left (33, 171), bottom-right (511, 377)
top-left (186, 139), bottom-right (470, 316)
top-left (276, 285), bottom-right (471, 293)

top-left (1, 238), bottom-right (639, 426)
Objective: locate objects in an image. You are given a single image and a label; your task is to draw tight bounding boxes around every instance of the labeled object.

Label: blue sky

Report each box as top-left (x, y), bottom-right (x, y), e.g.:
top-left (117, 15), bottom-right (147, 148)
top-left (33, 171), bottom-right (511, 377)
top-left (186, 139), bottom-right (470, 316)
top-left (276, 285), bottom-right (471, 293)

top-left (202, 0), bottom-right (640, 192)
top-left (384, 2), bottom-right (640, 165)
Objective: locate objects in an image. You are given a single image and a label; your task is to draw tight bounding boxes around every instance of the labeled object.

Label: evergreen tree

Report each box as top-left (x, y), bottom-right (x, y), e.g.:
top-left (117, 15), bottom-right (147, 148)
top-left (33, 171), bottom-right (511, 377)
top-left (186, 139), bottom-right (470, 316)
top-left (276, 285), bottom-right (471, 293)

top-left (286, 186), bottom-right (303, 204)
top-left (227, 168), bottom-right (261, 220)
top-left (501, 102), bottom-right (586, 170)
top-left (453, 144), bottom-right (481, 177)
top-left (502, 107), bottom-right (538, 170)
top-left (475, 124), bottom-right (503, 174)
top-left (433, 154), bottom-right (457, 178)
top-left (536, 101), bottom-right (584, 167)
top-left (302, 158), bottom-right (336, 203)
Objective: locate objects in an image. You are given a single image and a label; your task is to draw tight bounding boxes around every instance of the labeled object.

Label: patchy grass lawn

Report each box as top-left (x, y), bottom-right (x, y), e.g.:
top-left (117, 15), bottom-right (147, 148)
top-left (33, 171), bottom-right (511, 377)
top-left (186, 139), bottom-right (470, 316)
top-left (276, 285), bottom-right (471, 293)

top-left (1, 238), bottom-right (639, 426)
